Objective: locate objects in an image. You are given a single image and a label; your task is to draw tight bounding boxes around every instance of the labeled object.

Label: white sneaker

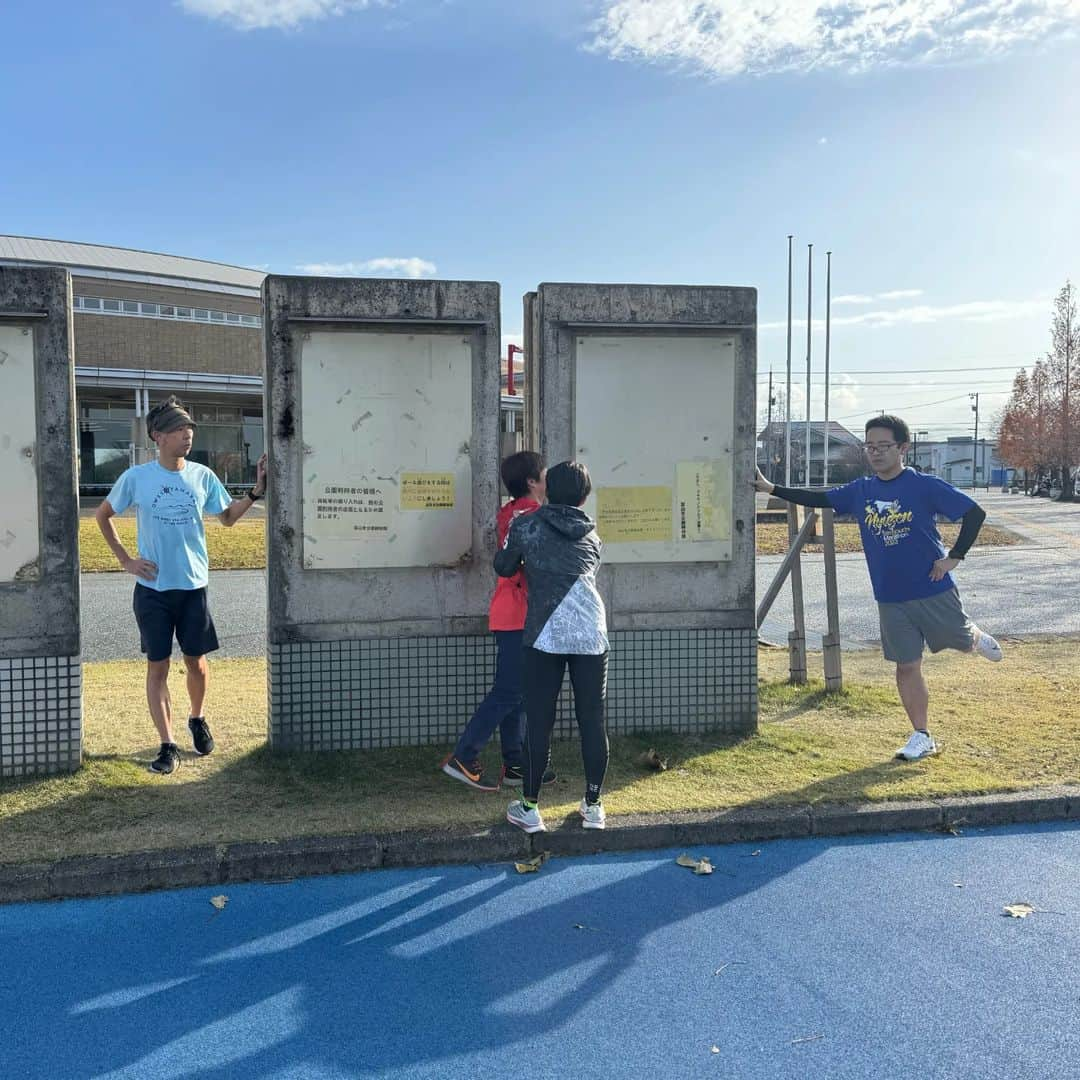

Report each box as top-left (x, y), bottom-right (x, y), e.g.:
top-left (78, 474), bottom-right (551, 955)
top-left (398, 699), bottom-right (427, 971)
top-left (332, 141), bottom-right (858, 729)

top-left (579, 799), bottom-right (606, 830)
top-left (506, 799), bottom-right (546, 833)
top-left (896, 730), bottom-right (937, 761)
top-left (973, 627), bottom-right (1003, 662)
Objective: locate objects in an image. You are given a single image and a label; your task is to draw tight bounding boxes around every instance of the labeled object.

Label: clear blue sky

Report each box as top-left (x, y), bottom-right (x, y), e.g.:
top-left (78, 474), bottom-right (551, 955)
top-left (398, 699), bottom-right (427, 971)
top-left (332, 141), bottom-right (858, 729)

top-left (3, 0), bottom-right (1077, 436)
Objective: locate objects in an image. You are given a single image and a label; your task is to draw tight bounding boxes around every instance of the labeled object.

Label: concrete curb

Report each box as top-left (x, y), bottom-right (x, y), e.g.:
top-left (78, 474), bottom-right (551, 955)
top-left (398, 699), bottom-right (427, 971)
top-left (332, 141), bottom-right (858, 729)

top-left (2, 786), bottom-right (1078, 905)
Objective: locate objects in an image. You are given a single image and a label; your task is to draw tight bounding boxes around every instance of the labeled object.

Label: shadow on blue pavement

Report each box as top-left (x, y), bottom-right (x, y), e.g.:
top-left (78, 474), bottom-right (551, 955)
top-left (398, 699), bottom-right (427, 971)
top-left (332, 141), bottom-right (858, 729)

top-left (11, 762), bottom-right (1076, 1078)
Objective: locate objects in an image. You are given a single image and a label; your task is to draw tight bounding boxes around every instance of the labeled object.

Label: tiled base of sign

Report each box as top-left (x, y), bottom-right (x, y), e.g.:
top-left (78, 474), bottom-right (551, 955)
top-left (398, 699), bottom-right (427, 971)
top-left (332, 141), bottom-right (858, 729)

top-left (268, 628), bottom-right (757, 750)
top-left (0, 655), bottom-right (82, 777)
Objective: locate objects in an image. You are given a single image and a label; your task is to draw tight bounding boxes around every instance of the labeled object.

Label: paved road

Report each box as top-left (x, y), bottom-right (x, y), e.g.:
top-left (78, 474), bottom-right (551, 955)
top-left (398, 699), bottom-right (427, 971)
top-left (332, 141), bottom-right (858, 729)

top-left (80, 493), bottom-right (1080, 661)
top-left (2, 822), bottom-right (1077, 1079)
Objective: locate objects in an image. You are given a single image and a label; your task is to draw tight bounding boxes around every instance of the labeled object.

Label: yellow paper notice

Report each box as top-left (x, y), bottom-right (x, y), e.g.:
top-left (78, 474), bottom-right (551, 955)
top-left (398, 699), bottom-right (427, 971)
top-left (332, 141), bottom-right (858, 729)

top-left (400, 472), bottom-right (455, 510)
top-left (596, 486), bottom-right (672, 543)
top-left (676, 460), bottom-right (730, 542)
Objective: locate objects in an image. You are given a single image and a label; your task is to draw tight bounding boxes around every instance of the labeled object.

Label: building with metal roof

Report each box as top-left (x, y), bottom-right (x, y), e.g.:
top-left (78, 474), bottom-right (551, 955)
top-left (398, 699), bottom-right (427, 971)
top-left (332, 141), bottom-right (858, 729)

top-left (0, 235), bottom-right (267, 493)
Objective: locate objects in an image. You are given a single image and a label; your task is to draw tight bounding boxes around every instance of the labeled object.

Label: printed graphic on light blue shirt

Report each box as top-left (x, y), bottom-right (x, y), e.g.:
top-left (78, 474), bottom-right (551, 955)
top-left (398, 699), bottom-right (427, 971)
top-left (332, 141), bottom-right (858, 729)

top-left (826, 468), bottom-right (976, 603)
top-left (107, 461), bottom-right (231, 591)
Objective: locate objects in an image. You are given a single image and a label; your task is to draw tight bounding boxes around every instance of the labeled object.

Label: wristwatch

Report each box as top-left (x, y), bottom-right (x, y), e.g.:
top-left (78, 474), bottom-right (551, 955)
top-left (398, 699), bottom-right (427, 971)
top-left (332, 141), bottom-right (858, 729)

top-left (248, 488), bottom-right (264, 501)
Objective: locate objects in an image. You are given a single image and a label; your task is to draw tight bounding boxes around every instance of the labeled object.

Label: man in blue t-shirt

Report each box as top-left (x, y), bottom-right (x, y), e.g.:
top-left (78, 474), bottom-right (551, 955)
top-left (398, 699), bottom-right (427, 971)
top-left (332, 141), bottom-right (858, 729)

top-left (755, 414), bottom-right (1002, 762)
top-left (95, 396), bottom-right (267, 774)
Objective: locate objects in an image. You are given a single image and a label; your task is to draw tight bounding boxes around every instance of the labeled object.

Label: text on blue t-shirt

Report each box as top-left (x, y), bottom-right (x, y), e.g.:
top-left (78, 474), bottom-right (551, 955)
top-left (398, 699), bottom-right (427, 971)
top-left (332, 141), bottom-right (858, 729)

top-left (826, 468), bottom-right (977, 603)
top-left (106, 460), bottom-right (231, 591)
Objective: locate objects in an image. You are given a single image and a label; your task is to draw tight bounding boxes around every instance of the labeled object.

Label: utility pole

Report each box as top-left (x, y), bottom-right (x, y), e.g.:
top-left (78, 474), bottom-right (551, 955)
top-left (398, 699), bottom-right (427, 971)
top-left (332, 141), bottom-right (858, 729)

top-left (785, 235), bottom-right (793, 486)
top-left (970, 392), bottom-right (980, 489)
top-left (805, 243), bottom-right (813, 486)
top-left (1065, 281), bottom-right (1073, 500)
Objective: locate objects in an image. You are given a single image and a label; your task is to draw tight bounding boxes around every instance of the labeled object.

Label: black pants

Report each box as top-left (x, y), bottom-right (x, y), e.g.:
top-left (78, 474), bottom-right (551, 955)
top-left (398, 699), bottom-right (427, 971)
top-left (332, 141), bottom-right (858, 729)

top-left (522, 647), bottom-right (609, 803)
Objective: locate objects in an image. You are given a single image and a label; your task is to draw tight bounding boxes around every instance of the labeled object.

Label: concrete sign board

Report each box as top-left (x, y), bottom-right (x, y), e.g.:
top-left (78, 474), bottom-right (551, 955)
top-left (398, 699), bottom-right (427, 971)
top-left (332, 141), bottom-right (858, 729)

top-left (0, 325), bottom-right (40, 581)
top-left (299, 330), bottom-right (473, 570)
top-left (575, 333), bottom-right (735, 564)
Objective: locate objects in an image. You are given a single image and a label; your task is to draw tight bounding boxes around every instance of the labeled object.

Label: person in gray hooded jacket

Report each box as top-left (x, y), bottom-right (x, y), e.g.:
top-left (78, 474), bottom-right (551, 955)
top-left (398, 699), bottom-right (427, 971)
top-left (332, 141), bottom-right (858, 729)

top-left (494, 460), bottom-right (610, 833)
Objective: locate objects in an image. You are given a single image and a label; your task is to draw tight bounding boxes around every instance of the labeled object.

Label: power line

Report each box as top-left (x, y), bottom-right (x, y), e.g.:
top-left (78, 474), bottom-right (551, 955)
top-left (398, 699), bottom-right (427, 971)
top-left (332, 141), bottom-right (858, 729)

top-left (757, 364), bottom-right (1025, 376)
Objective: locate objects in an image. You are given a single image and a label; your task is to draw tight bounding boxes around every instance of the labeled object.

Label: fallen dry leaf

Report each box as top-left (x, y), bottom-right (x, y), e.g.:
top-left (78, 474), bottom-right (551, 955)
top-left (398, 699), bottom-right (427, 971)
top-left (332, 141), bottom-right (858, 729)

top-left (637, 748), bottom-right (668, 772)
top-left (209, 895), bottom-right (228, 911)
top-left (514, 852), bottom-right (550, 874)
top-left (676, 854), bottom-right (714, 875)
top-left (1003, 902), bottom-right (1036, 918)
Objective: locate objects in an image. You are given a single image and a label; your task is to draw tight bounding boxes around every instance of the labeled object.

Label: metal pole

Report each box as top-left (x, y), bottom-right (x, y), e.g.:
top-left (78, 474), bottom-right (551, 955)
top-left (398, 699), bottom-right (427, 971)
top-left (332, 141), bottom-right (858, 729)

top-left (805, 243), bottom-right (813, 485)
top-left (823, 250), bottom-right (832, 488)
top-left (766, 367), bottom-right (774, 482)
top-left (971, 392), bottom-right (980, 488)
top-left (785, 235), bottom-right (793, 486)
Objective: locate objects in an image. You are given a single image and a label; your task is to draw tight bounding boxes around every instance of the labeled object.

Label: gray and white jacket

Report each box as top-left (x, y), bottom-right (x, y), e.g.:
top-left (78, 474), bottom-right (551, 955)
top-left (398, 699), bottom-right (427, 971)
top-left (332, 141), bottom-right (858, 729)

top-left (493, 503), bottom-right (609, 655)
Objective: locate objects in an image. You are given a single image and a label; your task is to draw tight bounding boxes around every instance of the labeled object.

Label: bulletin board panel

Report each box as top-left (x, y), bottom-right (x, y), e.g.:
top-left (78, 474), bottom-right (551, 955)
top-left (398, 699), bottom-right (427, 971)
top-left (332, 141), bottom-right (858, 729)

top-left (0, 325), bottom-right (40, 582)
top-left (300, 330), bottom-right (473, 569)
top-left (574, 334), bottom-right (735, 564)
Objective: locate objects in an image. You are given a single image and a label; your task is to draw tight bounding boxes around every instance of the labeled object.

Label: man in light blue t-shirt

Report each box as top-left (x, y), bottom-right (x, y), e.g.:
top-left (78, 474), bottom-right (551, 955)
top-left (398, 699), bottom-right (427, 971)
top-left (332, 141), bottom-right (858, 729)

top-left (95, 396), bottom-right (267, 775)
top-left (755, 414), bottom-right (1003, 762)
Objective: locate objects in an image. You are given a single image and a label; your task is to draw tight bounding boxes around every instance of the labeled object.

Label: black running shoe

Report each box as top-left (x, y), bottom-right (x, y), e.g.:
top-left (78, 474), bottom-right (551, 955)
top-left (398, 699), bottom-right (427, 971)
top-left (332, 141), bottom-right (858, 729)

top-left (188, 716), bottom-right (215, 756)
top-left (150, 742), bottom-right (180, 774)
top-left (502, 764), bottom-right (557, 787)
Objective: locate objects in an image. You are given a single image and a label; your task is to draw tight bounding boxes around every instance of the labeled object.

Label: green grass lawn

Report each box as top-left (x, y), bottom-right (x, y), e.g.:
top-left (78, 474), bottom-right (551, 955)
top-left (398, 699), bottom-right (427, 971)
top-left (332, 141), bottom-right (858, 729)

top-left (1, 641), bottom-right (1076, 864)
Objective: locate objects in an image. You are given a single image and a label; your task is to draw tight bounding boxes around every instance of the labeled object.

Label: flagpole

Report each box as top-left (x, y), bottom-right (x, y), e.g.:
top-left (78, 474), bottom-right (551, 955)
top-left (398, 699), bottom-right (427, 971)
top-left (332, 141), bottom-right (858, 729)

top-left (823, 250), bottom-right (832, 487)
top-left (805, 243), bottom-right (813, 485)
top-left (785, 235), bottom-right (793, 486)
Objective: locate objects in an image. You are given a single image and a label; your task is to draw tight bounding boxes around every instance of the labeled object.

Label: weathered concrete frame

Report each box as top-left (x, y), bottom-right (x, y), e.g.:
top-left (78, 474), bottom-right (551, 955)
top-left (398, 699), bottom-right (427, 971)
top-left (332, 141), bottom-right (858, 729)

top-left (0, 267), bottom-right (80, 656)
top-left (263, 276), bottom-right (502, 644)
top-left (0, 266), bottom-right (81, 776)
top-left (526, 282), bottom-right (758, 634)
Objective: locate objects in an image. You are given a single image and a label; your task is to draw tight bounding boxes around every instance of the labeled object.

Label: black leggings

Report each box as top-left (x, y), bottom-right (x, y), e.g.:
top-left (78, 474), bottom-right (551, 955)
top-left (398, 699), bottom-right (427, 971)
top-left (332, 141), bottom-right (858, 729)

top-left (522, 648), bottom-right (609, 803)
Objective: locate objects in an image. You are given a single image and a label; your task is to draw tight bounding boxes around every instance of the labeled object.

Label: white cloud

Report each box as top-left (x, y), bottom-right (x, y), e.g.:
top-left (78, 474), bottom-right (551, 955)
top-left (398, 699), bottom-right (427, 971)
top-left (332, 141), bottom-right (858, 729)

top-left (179, 0), bottom-right (383, 31)
top-left (817, 136), bottom-right (828, 145)
top-left (590, 1), bottom-right (1080, 78)
top-left (761, 295), bottom-right (1050, 331)
top-left (296, 257), bottom-right (437, 278)
top-left (833, 288), bottom-right (924, 306)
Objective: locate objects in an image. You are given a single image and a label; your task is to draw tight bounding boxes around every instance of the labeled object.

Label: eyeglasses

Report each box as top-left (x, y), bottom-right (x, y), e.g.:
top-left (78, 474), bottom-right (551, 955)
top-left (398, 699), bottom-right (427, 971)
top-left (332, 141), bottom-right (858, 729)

top-left (862, 442), bottom-right (898, 453)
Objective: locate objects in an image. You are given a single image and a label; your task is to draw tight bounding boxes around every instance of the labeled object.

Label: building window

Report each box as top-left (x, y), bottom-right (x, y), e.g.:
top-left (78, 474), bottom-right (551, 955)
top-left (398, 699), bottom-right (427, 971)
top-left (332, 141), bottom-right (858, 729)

top-left (74, 295), bottom-right (261, 328)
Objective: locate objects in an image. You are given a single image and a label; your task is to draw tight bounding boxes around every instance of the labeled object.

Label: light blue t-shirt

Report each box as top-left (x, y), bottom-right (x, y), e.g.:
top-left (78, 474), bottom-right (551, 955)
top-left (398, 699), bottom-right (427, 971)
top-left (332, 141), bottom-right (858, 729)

top-left (106, 460), bottom-right (231, 591)
top-left (826, 468), bottom-right (977, 603)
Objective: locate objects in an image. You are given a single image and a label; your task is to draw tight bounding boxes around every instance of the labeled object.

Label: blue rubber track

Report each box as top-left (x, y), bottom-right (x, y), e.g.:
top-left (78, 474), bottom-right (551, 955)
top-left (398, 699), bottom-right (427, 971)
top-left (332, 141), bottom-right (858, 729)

top-left (2, 822), bottom-right (1078, 1079)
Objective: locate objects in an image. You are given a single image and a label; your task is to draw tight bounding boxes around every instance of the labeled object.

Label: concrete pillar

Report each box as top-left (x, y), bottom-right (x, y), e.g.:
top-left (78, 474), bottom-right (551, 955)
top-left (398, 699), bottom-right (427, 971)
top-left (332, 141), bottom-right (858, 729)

top-left (527, 282), bottom-right (758, 735)
top-left (0, 267), bottom-right (82, 776)
top-left (263, 275), bottom-right (501, 749)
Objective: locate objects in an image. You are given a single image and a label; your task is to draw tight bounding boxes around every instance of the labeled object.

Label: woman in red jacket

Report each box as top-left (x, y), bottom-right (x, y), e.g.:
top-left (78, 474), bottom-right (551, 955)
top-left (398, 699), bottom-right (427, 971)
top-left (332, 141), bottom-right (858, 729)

top-left (442, 451), bottom-right (548, 791)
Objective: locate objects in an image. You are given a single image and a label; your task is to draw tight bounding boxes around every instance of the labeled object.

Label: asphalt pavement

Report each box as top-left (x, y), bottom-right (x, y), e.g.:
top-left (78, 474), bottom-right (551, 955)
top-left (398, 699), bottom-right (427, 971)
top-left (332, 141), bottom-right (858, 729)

top-left (80, 492), bottom-right (1080, 662)
top-left (2, 822), bottom-right (1077, 1079)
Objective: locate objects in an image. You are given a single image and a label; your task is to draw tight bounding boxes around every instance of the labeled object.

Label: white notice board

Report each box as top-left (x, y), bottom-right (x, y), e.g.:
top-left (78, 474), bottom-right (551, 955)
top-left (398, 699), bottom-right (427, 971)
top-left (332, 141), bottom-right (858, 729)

top-left (574, 334), bottom-right (735, 563)
top-left (0, 325), bottom-right (40, 582)
top-left (300, 331), bottom-right (473, 569)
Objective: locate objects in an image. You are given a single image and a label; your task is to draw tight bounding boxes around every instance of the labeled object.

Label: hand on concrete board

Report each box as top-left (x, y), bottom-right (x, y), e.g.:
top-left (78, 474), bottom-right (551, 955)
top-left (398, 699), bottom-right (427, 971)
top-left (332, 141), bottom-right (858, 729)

top-left (254, 453), bottom-right (268, 496)
top-left (753, 467), bottom-right (774, 494)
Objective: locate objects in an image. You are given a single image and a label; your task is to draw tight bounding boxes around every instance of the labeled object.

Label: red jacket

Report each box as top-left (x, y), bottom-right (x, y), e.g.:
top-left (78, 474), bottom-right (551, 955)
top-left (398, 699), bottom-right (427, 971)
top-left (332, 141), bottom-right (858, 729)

top-left (489, 496), bottom-right (541, 630)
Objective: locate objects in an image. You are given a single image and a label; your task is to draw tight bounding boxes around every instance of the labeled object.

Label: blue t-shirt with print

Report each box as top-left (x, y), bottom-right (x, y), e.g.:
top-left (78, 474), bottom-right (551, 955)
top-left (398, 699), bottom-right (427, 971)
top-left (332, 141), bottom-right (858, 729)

top-left (826, 468), bottom-right (977, 604)
top-left (106, 460), bottom-right (231, 591)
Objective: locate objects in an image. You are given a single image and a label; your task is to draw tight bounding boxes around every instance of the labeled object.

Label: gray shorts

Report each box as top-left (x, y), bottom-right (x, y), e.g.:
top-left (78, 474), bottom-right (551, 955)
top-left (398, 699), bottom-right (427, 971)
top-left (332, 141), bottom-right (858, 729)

top-left (878, 588), bottom-right (975, 664)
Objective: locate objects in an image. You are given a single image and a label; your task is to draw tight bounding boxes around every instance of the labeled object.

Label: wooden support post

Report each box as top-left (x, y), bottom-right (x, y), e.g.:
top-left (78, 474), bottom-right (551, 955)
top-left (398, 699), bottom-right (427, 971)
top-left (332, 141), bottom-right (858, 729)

top-left (821, 506), bottom-right (843, 691)
top-left (787, 502), bottom-right (808, 685)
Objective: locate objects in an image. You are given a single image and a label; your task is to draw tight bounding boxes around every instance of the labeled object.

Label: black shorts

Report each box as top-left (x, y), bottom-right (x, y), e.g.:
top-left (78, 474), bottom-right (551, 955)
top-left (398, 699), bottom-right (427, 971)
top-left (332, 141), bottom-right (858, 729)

top-left (133, 584), bottom-right (220, 662)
